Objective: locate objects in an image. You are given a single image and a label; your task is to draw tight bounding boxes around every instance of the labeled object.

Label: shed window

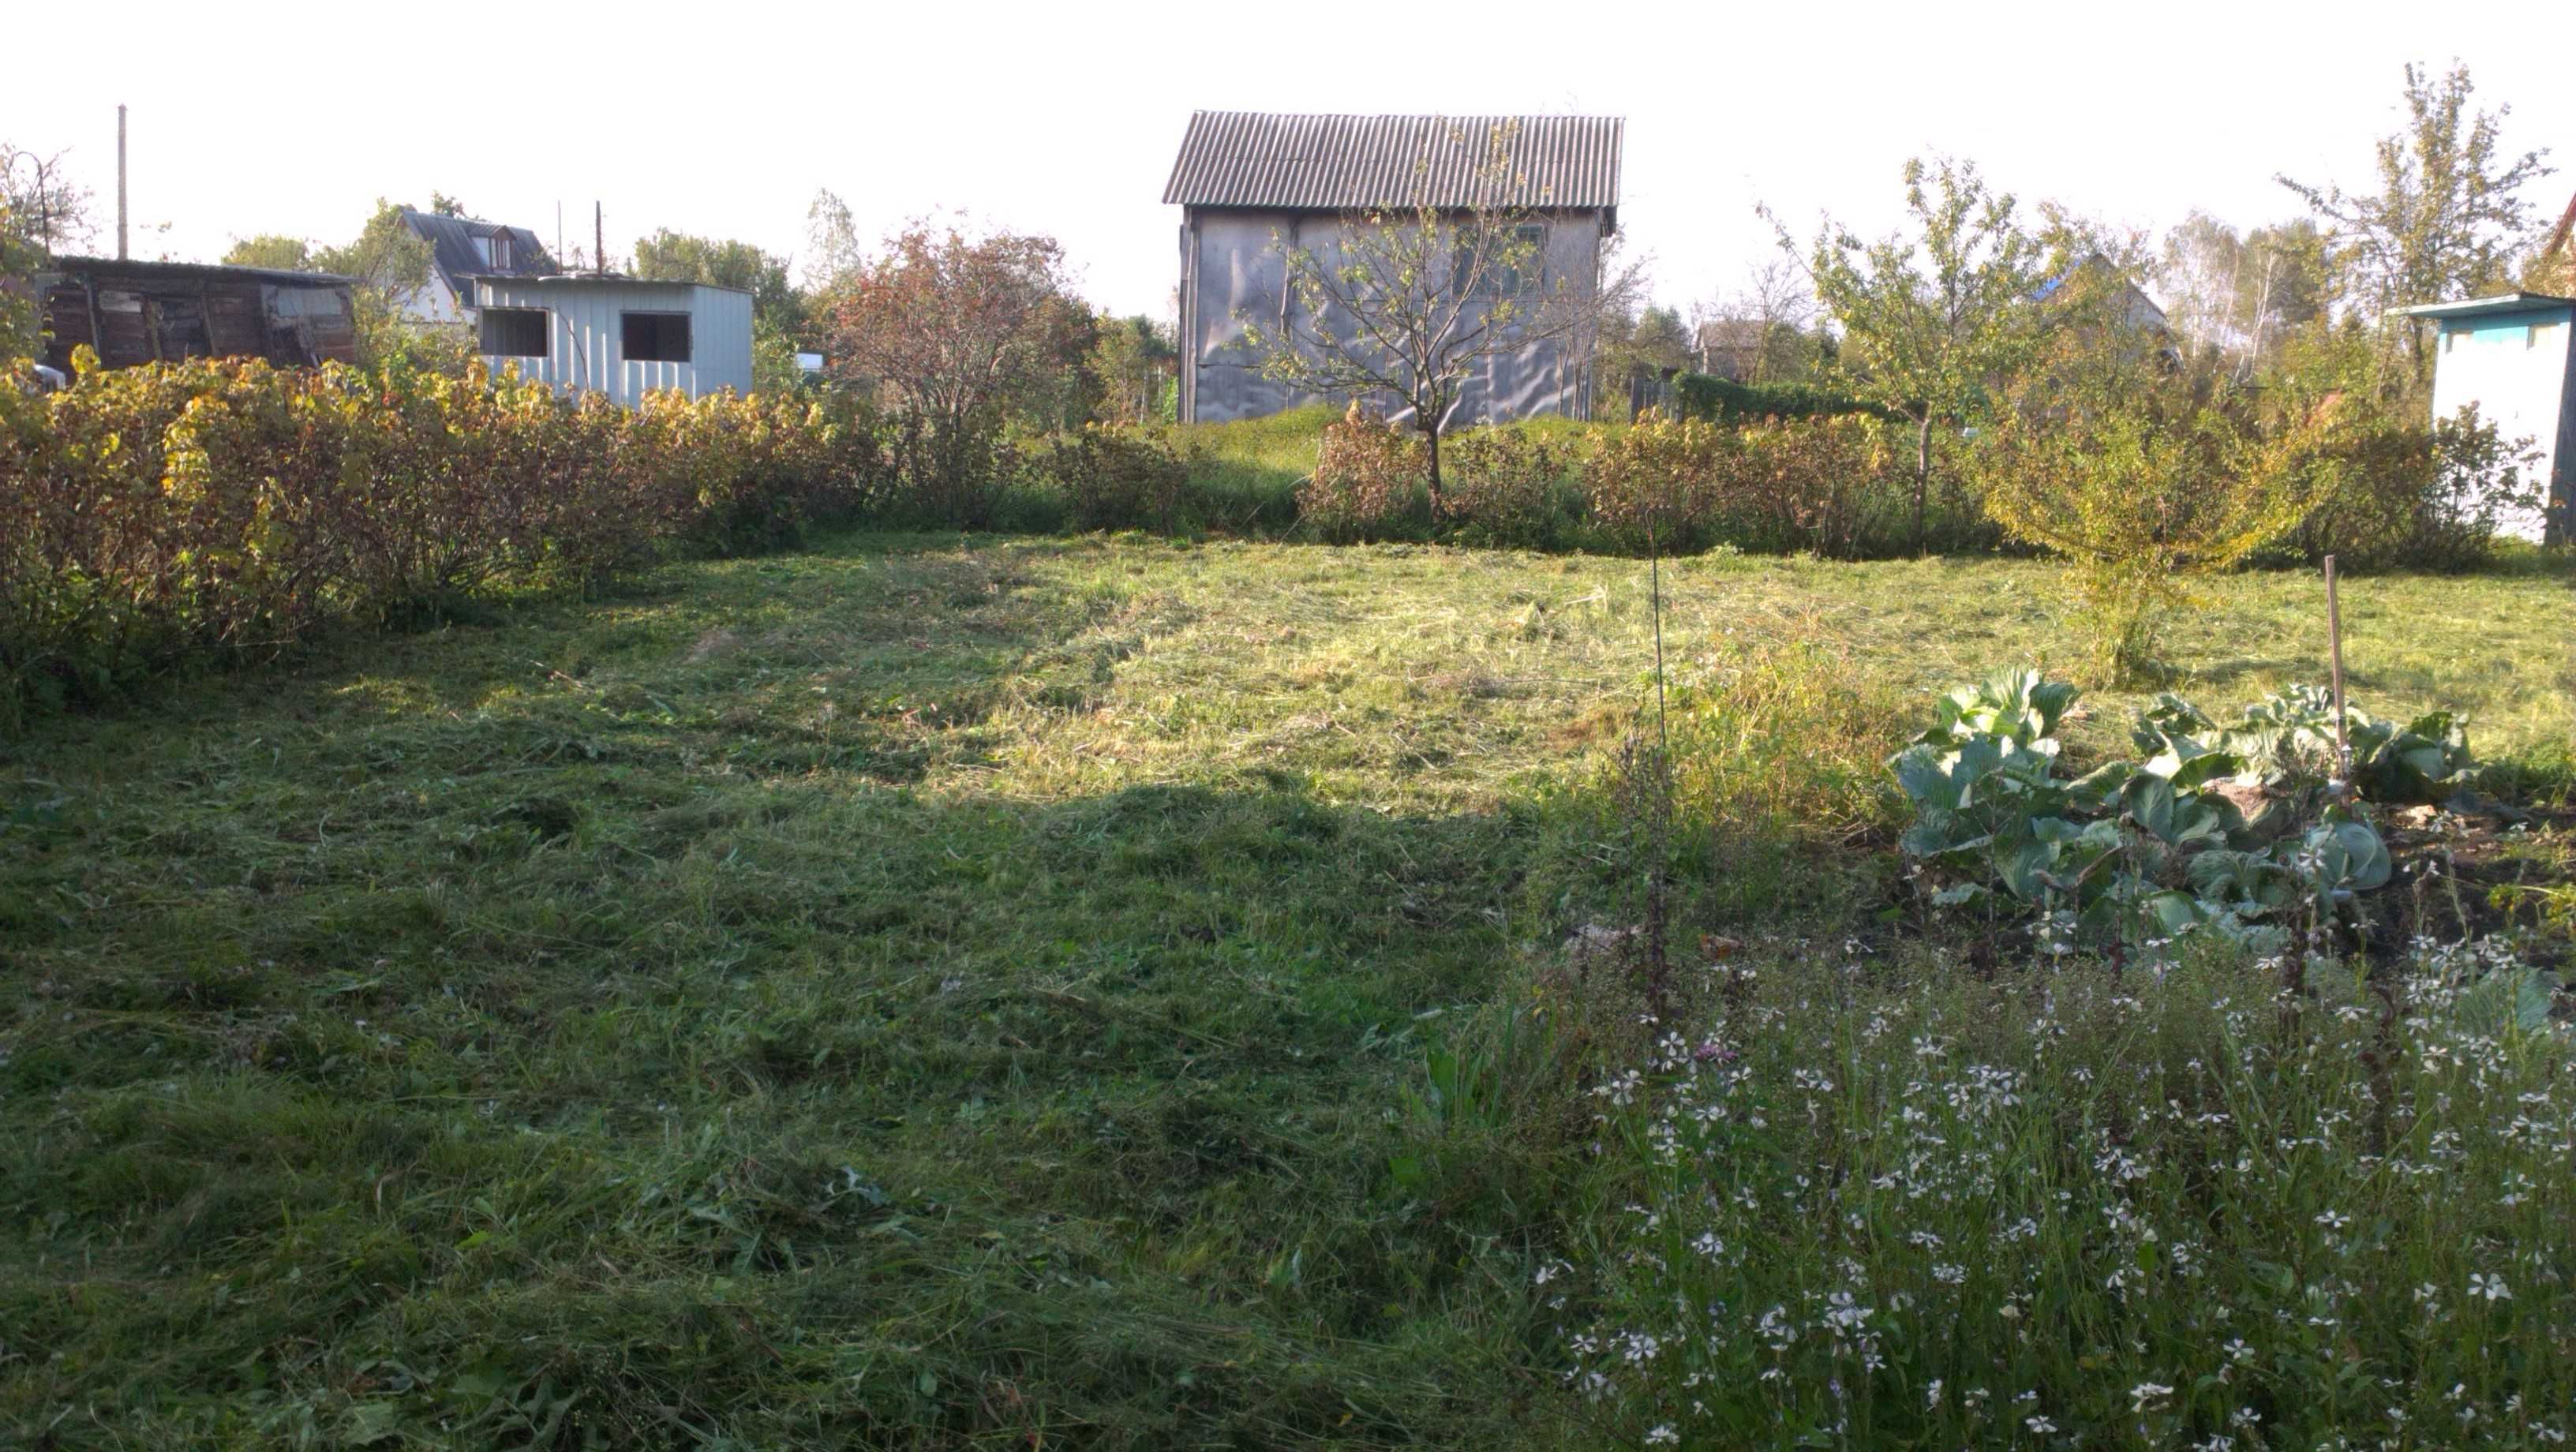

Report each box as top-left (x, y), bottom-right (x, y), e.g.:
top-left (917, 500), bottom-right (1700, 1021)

top-left (481, 307), bottom-right (549, 357)
top-left (622, 312), bottom-right (691, 362)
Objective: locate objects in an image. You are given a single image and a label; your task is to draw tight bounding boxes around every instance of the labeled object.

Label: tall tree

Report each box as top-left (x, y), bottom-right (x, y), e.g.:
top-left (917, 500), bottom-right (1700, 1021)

top-left (0, 143), bottom-right (94, 260)
top-left (2278, 62), bottom-right (2553, 380)
top-left (632, 230), bottom-right (799, 327)
top-left (633, 229), bottom-right (809, 393)
top-left (1780, 155), bottom-right (2047, 551)
top-left (1242, 122), bottom-right (1640, 509)
top-left (222, 234), bottom-right (315, 271)
top-left (824, 219), bottom-right (1083, 515)
top-left (1088, 313), bottom-right (1177, 425)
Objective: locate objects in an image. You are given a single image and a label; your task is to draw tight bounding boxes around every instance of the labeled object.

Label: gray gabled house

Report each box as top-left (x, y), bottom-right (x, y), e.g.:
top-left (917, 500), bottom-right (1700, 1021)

top-left (395, 208), bottom-right (554, 327)
top-left (1163, 111), bottom-right (1623, 425)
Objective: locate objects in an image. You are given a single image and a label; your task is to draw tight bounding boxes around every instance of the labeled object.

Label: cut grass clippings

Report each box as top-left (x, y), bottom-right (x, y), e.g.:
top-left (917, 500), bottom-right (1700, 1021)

top-left (3, 531), bottom-right (2570, 1447)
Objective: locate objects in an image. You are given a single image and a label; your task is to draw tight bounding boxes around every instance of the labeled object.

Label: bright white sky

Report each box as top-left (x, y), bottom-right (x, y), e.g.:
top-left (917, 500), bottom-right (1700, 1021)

top-left (9, 2), bottom-right (2570, 320)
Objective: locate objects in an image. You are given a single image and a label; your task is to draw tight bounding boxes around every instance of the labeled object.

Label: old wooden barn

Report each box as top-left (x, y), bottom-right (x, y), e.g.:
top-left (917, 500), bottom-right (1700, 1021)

top-left (36, 257), bottom-right (359, 375)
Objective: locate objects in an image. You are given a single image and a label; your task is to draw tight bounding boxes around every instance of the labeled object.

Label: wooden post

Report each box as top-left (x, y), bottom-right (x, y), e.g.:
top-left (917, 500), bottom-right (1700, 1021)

top-left (2325, 554), bottom-right (2349, 785)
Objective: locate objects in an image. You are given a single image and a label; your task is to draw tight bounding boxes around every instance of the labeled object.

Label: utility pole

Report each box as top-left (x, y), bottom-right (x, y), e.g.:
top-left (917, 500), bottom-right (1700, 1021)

top-left (594, 201), bottom-right (605, 277)
top-left (116, 103), bottom-right (128, 260)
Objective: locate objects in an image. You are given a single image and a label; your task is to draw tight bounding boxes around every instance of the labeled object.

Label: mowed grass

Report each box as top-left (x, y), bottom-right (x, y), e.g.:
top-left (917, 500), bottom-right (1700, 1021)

top-left (3, 532), bottom-right (2571, 1449)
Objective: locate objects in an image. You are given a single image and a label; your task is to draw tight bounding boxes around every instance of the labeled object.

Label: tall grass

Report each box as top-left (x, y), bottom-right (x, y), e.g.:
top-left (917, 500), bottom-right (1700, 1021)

top-left (1547, 936), bottom-right (2575, 1449)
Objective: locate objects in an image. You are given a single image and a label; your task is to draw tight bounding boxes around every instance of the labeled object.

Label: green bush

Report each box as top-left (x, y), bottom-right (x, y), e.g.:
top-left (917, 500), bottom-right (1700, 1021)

top-left (1043, 424), bottom-right (1192, 532)
top-left (1437, 427), bottom-right (1577, 549)
top-left (1672, 372), bottom-right (1891, 426)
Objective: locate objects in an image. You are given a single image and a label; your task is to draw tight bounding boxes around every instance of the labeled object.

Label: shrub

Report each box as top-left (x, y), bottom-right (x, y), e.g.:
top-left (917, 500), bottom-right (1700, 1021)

top-left (1438, 426), bottom-right (1574, 548)
top-left (2278, 404), bottom-right (2544, 571)
top-left (1714, 414), bottom-right (1935, 559)
top-left (1971, 347), bottom-right (2335, 684)
top-left (1046, 424), bottom-right (1191, 531)
top-left (879, 409), bottom-right (1017, 530)
top-left (1672, 372), bottom-right (1889, 426)
top-left (0, 354), bottom-right (886, 716)
top-left (1580, 410), bottom-right (1725, 552)
top-left (1297, 401), bottom-right (1425, 541)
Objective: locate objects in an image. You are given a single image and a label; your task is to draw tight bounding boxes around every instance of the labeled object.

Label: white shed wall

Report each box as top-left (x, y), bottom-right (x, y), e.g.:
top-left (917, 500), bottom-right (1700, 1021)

top-left (472, 279), bottom-right (754, 406)
top-left (2430, 306), bottom-right (2574, 543)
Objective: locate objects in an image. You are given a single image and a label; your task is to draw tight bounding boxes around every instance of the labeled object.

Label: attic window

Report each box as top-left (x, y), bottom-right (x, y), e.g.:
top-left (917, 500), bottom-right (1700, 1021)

top-left (481, 307), bottom-right (549, 357)
top-left (622, 311), bottom-right (691, 363)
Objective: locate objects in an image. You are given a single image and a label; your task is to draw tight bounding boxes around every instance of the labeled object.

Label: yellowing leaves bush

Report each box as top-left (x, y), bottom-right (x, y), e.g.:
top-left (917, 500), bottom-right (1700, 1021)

top-left (0, 355), bottom-right (882, 713)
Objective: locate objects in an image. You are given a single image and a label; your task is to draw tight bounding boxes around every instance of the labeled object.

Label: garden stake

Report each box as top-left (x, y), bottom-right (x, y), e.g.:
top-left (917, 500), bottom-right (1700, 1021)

top-left (2324, 554), bottom-right (2349, 788)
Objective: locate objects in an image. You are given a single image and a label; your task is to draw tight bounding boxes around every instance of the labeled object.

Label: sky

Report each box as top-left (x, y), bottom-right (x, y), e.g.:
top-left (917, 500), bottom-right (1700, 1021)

top-left (8, 1), bottom-right (2571, 320)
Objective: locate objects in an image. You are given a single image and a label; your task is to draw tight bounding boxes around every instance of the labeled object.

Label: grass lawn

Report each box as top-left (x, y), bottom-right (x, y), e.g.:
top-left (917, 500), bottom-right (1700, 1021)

top-left (5, 532), bottom-right (2571, 1447)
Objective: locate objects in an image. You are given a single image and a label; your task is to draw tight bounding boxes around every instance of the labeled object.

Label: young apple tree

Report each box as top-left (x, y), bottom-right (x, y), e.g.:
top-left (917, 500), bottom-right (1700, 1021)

top-left (1243, 122), bottom-right (1637, 511)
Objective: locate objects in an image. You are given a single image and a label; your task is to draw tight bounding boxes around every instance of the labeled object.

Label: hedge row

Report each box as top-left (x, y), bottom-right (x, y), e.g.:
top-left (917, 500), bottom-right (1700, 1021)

top-left (0, 357), bottom-right (886, 712)
top-left (1298, 404), bottom-right (1992, 558)
top-left (1670, 372), bottom-right (1894, 426)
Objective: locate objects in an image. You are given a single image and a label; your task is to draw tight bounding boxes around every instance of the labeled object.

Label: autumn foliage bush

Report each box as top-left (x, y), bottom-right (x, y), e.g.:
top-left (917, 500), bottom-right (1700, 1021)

top-left (1045, 424), bottom-right (1191, 531)
top-left (1297, 402), bottom-right (1427, 541)
top-left (0, 354), bottom-right (882, 712)
top-left (1438, 427), bottom-right (1574, 549)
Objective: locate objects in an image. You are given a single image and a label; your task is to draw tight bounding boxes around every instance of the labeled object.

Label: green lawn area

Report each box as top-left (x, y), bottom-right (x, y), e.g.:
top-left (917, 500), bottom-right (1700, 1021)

top-left (5, 533), bottom-right (2571, 1447)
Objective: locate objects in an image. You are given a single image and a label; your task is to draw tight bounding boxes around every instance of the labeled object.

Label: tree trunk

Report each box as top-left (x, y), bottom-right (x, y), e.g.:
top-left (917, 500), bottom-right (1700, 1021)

top-left (1423, 418), bottom-right (1444, 516)
top-left (1912, 414), bottom-right (1933, 555)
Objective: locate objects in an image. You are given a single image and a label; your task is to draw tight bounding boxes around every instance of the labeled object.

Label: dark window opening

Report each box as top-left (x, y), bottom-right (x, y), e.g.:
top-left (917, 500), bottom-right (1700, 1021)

top-left (481, 307), bottom-right (549, 357)
top-left (622, 311), bottom-right (691, 362)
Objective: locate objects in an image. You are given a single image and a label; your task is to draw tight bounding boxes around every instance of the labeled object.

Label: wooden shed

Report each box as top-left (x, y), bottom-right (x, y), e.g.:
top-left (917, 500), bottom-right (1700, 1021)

top-left (37, 257), bottom-right (360, 375)
top-left (1163, 111), bottom-right (1623, 426)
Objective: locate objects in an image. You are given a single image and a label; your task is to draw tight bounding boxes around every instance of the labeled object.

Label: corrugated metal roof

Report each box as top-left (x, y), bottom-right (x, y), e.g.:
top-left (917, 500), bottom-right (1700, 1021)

top-left (1163, 111), bottom-right (1623, 211)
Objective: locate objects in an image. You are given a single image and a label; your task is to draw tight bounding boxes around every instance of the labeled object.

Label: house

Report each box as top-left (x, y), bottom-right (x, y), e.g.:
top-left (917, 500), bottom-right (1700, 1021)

top-left (1163, 110), bottom-right (1623, 425)
top-left (34, 256), bottom-right (358, 374)
top-left (2035, 253), bottom-right (2172, 335)
top-left (2391, 291), bottom-right (2574, 544)
top-left (397, 209), bottom-right (553, 325)
top-left (1692, 318), bottom-right (1767, 381)
top-left (471, 274), bottom-right (752, 406)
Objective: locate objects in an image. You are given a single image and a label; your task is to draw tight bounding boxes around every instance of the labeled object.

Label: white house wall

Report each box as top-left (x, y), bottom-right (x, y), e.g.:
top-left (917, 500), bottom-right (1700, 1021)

top-left (1182, 208), bottom-right (1602, 425)
top-left (472, 279), bottom-right (754, 406)
top-left (2430, 305), bottom-right (2574, 543)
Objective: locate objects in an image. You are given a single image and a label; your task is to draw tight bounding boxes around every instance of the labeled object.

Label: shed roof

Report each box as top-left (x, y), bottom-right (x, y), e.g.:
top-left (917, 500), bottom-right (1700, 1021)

top-left (42, 256), bottom-right (354, 287)
top-left (1163, 111), bottom-right (1623, 213)
top-left (470, 273), bottom-right (753, 297)
top-left (2389, 291), bottom-right (2576, 320)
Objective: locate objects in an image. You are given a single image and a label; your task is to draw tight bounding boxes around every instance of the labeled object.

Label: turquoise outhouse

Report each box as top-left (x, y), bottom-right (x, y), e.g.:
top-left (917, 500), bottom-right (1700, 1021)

top-left (2393, 292), bottom-right (2576, 545)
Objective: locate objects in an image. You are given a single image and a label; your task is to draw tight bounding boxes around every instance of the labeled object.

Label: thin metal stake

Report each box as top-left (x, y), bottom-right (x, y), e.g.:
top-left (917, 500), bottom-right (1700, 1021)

top-left (2325, 553), bottom-right (2349, 786)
